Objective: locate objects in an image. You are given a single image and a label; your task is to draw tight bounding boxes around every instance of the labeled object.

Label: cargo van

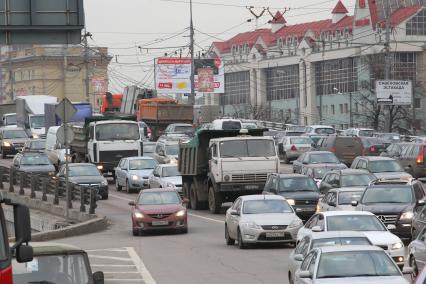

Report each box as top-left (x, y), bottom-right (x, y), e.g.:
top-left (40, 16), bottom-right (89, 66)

top-left (45, 126), bottom-right (70, 169)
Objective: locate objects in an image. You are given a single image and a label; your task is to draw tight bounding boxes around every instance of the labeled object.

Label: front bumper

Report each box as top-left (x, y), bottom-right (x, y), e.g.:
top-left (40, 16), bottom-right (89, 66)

top-left (240, 225), bottom-right (301, 243)
top-left (133, 215), bottom-right (187, 231)
top-left (129, 178), bottom-right (150, 190)
top-left (219, 182), bottom-right (265, 193)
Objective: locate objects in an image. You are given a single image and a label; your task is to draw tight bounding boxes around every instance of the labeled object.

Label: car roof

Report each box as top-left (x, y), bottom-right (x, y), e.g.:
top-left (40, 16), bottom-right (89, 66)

top-left (356, 156), bottom-right (395, 161)
top-left (239, 194), bottom-right (285, 201)
top-left (317, 245), bottom-right (383, 253)
top-left (321, 211), bottom-right (374, 216)
top-left (169, 123), bottom-right (192, 127)
top-left (29, 242), bottom-right (85, 256)
top-left (309, 231), bottom-right (369, 240)
top-left (309, 125), bottom-right (333, 128)
top-left (213, 136), bottom-right (273, 142)
top-left (302, 163), bottom-right (344, 169)
top-left (331, 169), bottom-right (370, 175)
top-left (329, 187), bottom-right (366, 193)
top-left (275, 173), bottom-right (309, 178)
top-left (1, 127), bottom-right (25, 131)
top-left (140, 188), bottom-right (178, 193)
top-left (125, 156), bottom-right (155, 160)
top-left (306, 151), bottom-right (334, 155)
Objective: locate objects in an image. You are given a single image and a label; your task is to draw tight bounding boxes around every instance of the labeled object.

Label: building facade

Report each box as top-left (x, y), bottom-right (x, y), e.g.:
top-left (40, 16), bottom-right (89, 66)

top-left (0, 45), bottom-right (111, 109)
top-left (209, 0), bottom-right (426, 133)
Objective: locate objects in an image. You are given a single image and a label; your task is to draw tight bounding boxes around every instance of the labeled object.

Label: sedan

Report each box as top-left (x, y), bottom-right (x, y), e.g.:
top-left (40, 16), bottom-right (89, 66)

top-left (278, 136), bottom-right (312, 164)
top-left (57, 163), bottom-right (109, 200)
top-left (129, 188), bottom-right (188, 235)
top-left (288, 231), bottom-right (372, 284)
top-left (12, 152), bottom-right (55, 176)
top-left (225, 195), bottom-right (303, 249)
top-left (293, 151), bottom-right (346, 174)
top-left (297, 211), bottom-right (405, 268)
top-left (317, 187), bottom-right (365, 212)
top-left (408, 226), bottom-right (426, 280)
top-left (115, 157), bottom-right (158, 193)
top-left (294, 246), bottom-right (411, 284)
top-left (318, 169), bottom-right (376, 194)
top-left (149, 164), bottom-right (182, 194)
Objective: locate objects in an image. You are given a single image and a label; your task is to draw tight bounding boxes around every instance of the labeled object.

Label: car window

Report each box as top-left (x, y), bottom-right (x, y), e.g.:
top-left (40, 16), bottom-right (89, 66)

top-left (308, 251), bottom-right (318, 274)
top-left (338, 191), bottom-right (363, 205)
top-left (414, 183), bottom-right (425, 200)
top-left (300, 251), bottom-right (315, 271)
top-left (118, 159), bottom-right (125, 168)
top-left (326, 192), bottom-right (337, 205)
top-left (306, 215), bottom-right (319, 229)
top-left (295, 236), bottom-right (309, 255)
top-left (232, 198), bottom-right (241, 210)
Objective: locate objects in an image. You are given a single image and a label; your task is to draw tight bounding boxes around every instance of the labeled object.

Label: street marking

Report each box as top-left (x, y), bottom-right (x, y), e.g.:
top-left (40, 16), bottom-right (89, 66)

top-left (86, 248), bottom-right (128, 252)
top-left (126, 247), bottom-right (156, 284)
top-left (88, 255), bottom-right (134, 262)
top-left (188, 213), bottom-right (224, 224)
top-left (104, 272), bottom-right (141, 274)
top-left (91, 264), bottom-right (135, 267)
top-left (104, 280), bottom-right (144, 282)
top-left (109, 193), bottom-right (134, 202)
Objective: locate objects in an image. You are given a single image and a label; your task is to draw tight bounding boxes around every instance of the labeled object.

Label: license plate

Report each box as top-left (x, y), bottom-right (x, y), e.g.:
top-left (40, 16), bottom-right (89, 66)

top-left (266, 232), bottom-right (285, 238)
top-left (296, 208), bottom-right (314, 212)
top-left (245, 185), bottom-right (259, 190)
top-left (152, 221), bottom-right (168, 226)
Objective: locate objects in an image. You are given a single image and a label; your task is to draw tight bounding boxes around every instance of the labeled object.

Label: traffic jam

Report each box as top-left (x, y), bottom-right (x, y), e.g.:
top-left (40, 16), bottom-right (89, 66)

top-left (1, 96), bottom-right (426, 283)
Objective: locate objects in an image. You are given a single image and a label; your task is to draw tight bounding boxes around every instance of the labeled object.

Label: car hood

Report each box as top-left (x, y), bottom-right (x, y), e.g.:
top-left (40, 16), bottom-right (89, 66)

top-left (362, 231), bottom-right (401, 245)
top-left (5, 138), bottom-right (28, 144)
top-left (161, 176), bottom-right (182, 185)
top-left (128, 169), bottom-right (154, 177)
top-left (69, 176), bottom-right (106, 184)
top-left (137, 204), bottom-right (183, 214)
top-left (278, 191), bottom-right (320, 200)
top-left (373, 172), bottom-right (412, 180)
top-left (20, 165), bottom-right (55, 172)
top-left (359, 203), bottom-right (412, 214)
top-left (243, 213), bottom-right (296, 225)
top-left (314, 276), bottom-right (406, 284)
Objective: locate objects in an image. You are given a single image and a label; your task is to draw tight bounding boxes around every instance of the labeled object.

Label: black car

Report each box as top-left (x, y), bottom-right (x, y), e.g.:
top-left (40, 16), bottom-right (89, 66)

top-left (56, 163), bottom-right (109, 200)
top-left (263, 173), bottom-right (319, 221)
top-left (292, 151), bottom-right (346, 174)
top-left (0, 127), bottom-right (30, 158)
top-left (319, 169), bottom-right (376, 194)
top-left (12, 152), bottom-right (56, 176)
top-left (353, 179), bottom-right (426, 242)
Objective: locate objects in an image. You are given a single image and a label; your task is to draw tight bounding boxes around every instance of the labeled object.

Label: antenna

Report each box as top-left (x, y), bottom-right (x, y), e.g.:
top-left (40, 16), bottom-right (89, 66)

top-left (246, 6), bottom-right (267, 29)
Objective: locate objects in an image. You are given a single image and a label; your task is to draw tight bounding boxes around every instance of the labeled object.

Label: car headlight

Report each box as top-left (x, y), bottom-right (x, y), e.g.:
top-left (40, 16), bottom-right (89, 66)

top-left (241, 221), bottom-right (262, 230)
top-left (97, 165), bottom-right (104, 170)
top-left (287, 199), bottom-right (295, 206)
top-left (288, 218), bottom-right (303, 229)
top-left (169, 158), bottom-right (177, 165)
top-left (176, 210), bottom-right (186, 217)
top-left (391, 242), bottom-right (404, 250)
top-left (48, 172), bottom-right (55, 176)
top-left (101, 180), bottom-right (108, 186)
top-left (400, 211), bottom-right (414, 220)
top-left (131, 175), bottom-right (140, 181)
top-left (32, 134), bottom-right (40, 139)
top-left (166, 182), bottom-right (175, 188)
top-left (134, 212), bottom-right (144, 219)
top-left (3, 141), bottom-right (10, 147)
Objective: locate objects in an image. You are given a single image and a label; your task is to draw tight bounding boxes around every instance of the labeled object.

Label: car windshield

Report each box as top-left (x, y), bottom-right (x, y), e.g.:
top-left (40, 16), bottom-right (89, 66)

top-left (317, 250), bottom-right (400, 279)
top-left (242, 200), bottom-right (293, 214)
top-left (29, 116), bottom-right (45, 128)
top-left (20, 155), bottom-right (51, 165)
top-left (165, 144), bottom-right (179, 156)
top-left (162, 166), bottom-right (180, 177)
top-left (174, 126), bottom-right (194, 133)
top-left (220, 140), bottom-right (276, 158)
top-left (95, 123), bottom-right (140, 141)
top-left (314, 128), bottom-right (335, 134)
top-left (327, 215), bottom-right (386, 231)
top-left (359, 130), bottom-right (374, 137)
top-left (308, 153), bottom-right (339, 164)
top-left (290, 137), bottom-right (312, 144)
top-left (361, 187), bottom-right (412, 204)
top-left (312, 237), bottom-right (371, 249)
top-left (138, 191), bottom-right (180, 205)
top-left (367, 160), bottom-right (403, 173)
top-left (361, 138), bottom-right (383, 147)
top-left (129, 159), bottom-right (157, 170)
top-left (341, 174), bottom-right (376, 187)
top-left (12, 254), bottom-right (91, 284)
top-left (29, 140), bottom-right (46, 149)
top-left (279, 177), bottom-right (318, 192)
top-left (222, 121), bottom-right (241, 130)
top-left (3, 130), bottom-right (28, 139)
top-left (68, 166), bottom-right (100, 177)
top-left (338, 191), bottom-right (363, 205)
top-left (313, 168), bottom-right (329, 179)
top-left (143, 144), bottom-right (155, 153)
top-left (5, 114), bottom-right (16, 125)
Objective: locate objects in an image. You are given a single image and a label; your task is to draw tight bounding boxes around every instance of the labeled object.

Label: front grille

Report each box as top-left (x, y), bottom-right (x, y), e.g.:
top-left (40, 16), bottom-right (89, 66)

top-left (376, 215), bottom-right (398, 225)
top-left (295, 199), bottom-right (317, 206)
top-left (258, 232), bottom-right (292, 241)
top-left (175, 184), bottom-right (182, 187)
top-left (231, 173), bottom-right (268, 182)
top-left (148, 213), bottom-right (172, 219)
top-left (261, 225), bottom-right (287, 230)
top-left (78, 183), bottom-right (100, 188)
top-left (99, 150), bottom-right (139, 163)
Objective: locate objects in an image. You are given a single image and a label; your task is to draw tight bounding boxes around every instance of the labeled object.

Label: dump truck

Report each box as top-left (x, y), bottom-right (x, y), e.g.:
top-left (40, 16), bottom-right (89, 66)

top-left (137, 98), bottom-right (193, 140)
top-left (178, 129), bottom-right (280, 213)
top-left (70, 114), bottom-right (143, 178)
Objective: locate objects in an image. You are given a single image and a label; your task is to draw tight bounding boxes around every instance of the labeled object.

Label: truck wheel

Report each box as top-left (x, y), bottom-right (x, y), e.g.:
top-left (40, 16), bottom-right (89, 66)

top-left (189, 184), bottom-right (199, 210)
top-left (116, 179), bottom-right (122, 191)
top-left (208, 185), bottom-right (222, 214)
top-left (183, 183), bottom-right (191, 209)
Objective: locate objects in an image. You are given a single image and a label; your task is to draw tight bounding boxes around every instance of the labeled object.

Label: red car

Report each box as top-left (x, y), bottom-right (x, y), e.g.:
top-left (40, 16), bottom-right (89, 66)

top-left (129, 188), bottom-right (188, 235)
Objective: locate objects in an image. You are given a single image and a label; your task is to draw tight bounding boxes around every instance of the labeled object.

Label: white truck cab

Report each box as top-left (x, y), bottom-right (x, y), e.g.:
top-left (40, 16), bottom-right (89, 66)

top-left (2, 113), bottom-right (17, 128)
top-left (211, 119), bottom-right (242, 130)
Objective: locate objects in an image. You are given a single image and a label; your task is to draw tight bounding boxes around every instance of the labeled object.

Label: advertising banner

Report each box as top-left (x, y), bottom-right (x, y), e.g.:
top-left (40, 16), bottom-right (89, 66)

top-left (376, 80), bottom-right (412, 105)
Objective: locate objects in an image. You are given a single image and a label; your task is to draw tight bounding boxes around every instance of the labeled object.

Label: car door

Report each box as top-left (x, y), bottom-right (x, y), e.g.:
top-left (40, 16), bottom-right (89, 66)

top-left (228, 198), bottom-right (242, 239)
top-left (297, 214), bottom-right (319, 240)
top-left (115, 159), bottom-right (125, 186)
top-left (414, 228), bottom-right (426, 273)
top-left (289, 236), bottom-right (310, 281)
top-left (209, 143), bottom-right (220, 182)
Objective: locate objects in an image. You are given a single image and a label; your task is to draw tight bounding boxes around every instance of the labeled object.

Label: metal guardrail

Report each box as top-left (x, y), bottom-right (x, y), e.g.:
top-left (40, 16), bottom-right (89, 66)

top-left (0, 166), bottom-right (97, 214)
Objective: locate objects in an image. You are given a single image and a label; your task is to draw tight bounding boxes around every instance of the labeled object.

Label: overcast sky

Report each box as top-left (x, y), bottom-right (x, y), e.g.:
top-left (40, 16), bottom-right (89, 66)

top-left (83, 0), bottom-right (355, 92)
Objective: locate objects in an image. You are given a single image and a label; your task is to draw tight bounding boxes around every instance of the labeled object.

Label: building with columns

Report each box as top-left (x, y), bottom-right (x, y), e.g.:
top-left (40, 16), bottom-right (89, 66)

top-left (208, 0), bottom-right (426, 132)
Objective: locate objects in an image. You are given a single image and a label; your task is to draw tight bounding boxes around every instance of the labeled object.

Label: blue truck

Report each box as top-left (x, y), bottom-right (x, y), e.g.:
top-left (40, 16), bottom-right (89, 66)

top-left (44, 102), bottom-right (93, 132)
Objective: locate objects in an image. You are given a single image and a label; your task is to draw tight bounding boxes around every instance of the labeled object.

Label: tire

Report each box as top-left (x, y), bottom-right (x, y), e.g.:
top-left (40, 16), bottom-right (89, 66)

top-left (102, 194), bottom-right (109, 200)
top-left (116, 179), bottom-right (122, 191)
top-left (180, 227), bottom-right (188, 234)
top-left (208, 185), bottom-right (222, 214)
top-left (125, 179), bottom-right (131, 194)
top-left (225, 224), bottom-right (235, 246)
top-left (1, 149), bottom-right (5, 159)
top-left (132, 228), bottom-right (140, 236)
top-left (283, 153), bottom-right (289, 164)
top-left (238, 228), bottom-right (247, 249)
top-left (189, 183), bottom-right (199, 210)
top-left (410, 255), bottom-right (418, 281)
top-left (288, 272), bottom-right (294, 284)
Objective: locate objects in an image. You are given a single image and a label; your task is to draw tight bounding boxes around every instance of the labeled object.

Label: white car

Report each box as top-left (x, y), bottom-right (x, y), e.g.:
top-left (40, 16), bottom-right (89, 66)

top-left (294, 245), bottom-right (411, 284)
top-left (303, 125), bottom-right (335, 136)
top-left (149, 164), bottom-right (182, 194)
top-left (297, 211), bottom-right (405, 268)
top-left (225, 195), bottom-right (303, 249)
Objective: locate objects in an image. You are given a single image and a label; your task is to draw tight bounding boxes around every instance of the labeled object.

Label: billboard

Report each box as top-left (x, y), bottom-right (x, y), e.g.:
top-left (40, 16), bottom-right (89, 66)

top-left (375, 80), bottom-right (412, 105)
top-left (155, 58), bottom-right (224, 94)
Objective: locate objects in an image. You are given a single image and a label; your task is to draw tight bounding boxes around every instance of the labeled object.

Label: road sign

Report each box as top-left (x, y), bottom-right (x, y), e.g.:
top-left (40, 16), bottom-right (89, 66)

top-left (55, 98), bottom-right (77, 123)
top-left (57, 125), bottom-right (75, 146)
top-left (376, 80), bottom-right (412, 105)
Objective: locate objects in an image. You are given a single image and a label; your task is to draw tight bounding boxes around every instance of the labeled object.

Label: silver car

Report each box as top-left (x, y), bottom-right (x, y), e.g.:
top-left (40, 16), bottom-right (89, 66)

top-left (149, 164), bottom-right (182, 194)
top-left (279, 136), bottom-right (312, 164)
top-left (288, 231), bottom-right (372, 284)
top-left (408, 226), bottom-right (426, 280)
top-left (225, 195), bottom-right (303, 249)
top-left (317, 187), bottom-right (365, 212)
top-left (115, 157), bottom-right (158, 193)
top-left (294, 245), bottom-right (411, 284)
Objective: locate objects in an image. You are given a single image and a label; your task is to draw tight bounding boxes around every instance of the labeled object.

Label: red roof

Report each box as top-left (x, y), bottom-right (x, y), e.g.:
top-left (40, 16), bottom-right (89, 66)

top-left (272, 11), bottom-right (286, 24)
top-left (332, 1), bottom-right (348, 14)
top-left (213, 28), bottom-right (275, 52)
top-left (369, 1), bottom-right (422, 29)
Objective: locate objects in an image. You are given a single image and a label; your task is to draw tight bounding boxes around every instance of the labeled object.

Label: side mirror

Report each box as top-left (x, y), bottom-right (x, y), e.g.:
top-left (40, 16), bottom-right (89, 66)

top-left (312, 226), bottom-right (322, 232)
top-left (93, 271), bottom-right (105, 284)
top-left (128, 201), bottom-right (136, 206)
top-left (351, 200), bottom-right (358, 207)
top-left (294, 254), bottom-right (304, 262)
top-left (402, 267), bottom-right (414, 275)
top-left (13, 204), bottom-right (32, 244)
top-left (159, 150), bottom-right (165, 156)
top-left (387, 224), bottom-right (396, 230)
top-left (230, 209), bottom-right (240, 216)
top-left (404, 166), bottom-right (411, 172)
top-left (328, 201), bottom-right (336, 207)
top-left (15, 244), bottom-right (33, 263)
top-left (298, 270), bottom-right (312, 279)
top-left (417, 200), bottom-right (426, 207)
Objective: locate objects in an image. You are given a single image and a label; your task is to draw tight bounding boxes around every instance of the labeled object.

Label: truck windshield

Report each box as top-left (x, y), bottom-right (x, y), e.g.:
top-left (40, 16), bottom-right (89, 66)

top-left (3, 130), bottom-right (28, 139)
top-left (219, 139), bottom-right (276, 158)
top-left (5, 115), bottom-right (16, 125)
top-left (95, 123), bottom-right (140, 141)
top-left (12, 254), bottom-right (91, 284)
top-left (29, 116), bottom-right (45, 128)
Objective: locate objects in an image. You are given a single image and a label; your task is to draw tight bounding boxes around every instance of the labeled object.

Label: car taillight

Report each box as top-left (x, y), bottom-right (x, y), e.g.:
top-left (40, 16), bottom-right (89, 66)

top-left (290, 145), bottom-right (297, 151)
top-left (369, 145), bottom-right (377, 153)
top-left (330, 147), bottom-right (336, 153)
top-left (417, 154), bottom-right (424, 164)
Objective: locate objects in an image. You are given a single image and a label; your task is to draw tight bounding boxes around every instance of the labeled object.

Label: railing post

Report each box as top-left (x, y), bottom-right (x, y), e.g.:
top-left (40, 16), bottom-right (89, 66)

top-left (53, 179), bottom-right (60, 205)
top-left (19, 172), bottom-right (25, 195)
top-left (79, 186), bottom-right (86, 213)
top-left (89, 187), bottom-right (97, 214)
top-left (67, 183), bottom-right (73, 209)
top-left (8, 168), bottom-right (14, 192)
top-left (30, 174), bottom-right (36, 198)
top-left (42, 178), bottom-right (48, 202)
top-left (0, 167), bottom-right (4, 190)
